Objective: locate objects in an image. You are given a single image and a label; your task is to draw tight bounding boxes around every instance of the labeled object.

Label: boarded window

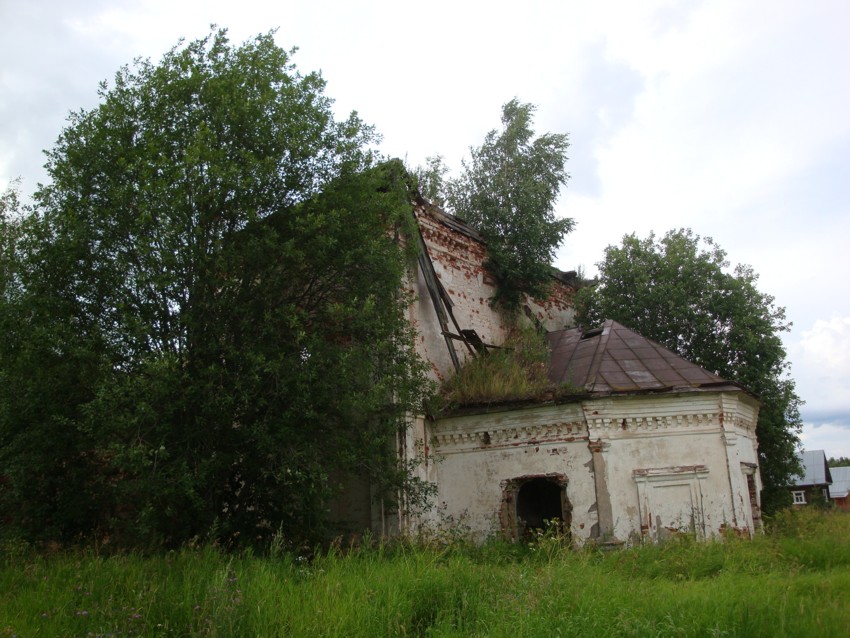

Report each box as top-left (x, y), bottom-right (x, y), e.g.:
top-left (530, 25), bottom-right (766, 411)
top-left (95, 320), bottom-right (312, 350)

top-left (633, 466), bottom-right (709, 541)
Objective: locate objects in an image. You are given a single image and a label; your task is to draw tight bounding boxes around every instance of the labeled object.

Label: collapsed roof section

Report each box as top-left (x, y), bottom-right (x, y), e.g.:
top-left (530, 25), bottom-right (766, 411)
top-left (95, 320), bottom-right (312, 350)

top-left (414, 196), bottom-right (580, 287)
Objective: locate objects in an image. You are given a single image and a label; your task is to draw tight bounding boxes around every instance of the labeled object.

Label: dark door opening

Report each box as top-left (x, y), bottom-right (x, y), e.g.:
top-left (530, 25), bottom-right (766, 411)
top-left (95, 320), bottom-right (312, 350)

top-left (516, 477), bottom-right (565, 535)
top-left (746, 472), bottom-right (761, 529)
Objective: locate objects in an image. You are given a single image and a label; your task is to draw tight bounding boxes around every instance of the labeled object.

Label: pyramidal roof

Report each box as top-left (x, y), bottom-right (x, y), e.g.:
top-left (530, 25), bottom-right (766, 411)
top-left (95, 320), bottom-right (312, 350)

top-left (546, 320), bottom-right (747, 396)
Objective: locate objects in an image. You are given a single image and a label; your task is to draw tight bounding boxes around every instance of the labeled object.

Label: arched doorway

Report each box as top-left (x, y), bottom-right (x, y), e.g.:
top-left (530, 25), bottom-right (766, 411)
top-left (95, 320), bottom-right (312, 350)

top-left (501, 474), bottom-right (571, 541)
top-left (517, 477), bottom-right (564, 531)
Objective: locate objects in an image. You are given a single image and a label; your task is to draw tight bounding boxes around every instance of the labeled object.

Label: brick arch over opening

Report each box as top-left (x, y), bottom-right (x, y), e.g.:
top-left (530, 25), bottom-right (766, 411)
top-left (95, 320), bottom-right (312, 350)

top-left (500, 474), bottom-right (572, 541)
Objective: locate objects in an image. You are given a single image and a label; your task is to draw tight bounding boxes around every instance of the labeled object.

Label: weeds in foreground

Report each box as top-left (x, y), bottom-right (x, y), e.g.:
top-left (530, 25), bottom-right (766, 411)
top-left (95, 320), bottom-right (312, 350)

top-left (0, 508), bottom-right (848, 637)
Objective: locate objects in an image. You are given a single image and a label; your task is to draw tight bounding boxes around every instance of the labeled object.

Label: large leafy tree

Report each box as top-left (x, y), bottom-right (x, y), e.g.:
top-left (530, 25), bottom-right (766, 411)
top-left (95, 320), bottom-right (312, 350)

top-left (0, 183), bottom-right (21, 299)
top-left (444, 99), bottom-right (574, 309)
top-left (0, 30), bottom-right (429, 547)
top-left (576, 229), bottom-right (802, 513)
top-left (412, 154), bottom-right (449, 209)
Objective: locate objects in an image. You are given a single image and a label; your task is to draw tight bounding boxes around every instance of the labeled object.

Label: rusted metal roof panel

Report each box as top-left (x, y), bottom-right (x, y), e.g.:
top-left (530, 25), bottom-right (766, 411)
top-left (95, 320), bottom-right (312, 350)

top-left (547, 320), bottom-right (737, 396)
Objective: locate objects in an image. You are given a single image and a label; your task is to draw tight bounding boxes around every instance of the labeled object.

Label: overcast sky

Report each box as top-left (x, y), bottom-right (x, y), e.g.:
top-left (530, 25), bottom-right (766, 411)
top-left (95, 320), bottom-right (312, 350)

top-left (2, 0), bottom-right (848, 457)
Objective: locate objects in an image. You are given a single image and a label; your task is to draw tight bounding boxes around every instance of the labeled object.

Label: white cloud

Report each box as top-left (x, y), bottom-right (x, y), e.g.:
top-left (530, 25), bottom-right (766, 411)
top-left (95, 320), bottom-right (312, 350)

top-left (584, 0), bottom-right (850, 234)
top-left (789, 317), bottom-right (850, 415)
top-left (800, 317), bottom-right (850, 370)
top-left (801, 422), bottom-right (850, 459)
top-left (3, 0), bottom-right (850, 439)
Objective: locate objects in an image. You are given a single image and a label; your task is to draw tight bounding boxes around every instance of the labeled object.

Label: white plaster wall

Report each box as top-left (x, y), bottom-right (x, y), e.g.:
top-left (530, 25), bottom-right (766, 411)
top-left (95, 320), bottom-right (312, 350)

top-left (718, 393), bottom-right (762, 532)
top-left (587, 392), bottom-right (761, 540)
top-left (602, 433), bottom-right (735, 540)
top-left (426, 403), bottom-right (597, 542)
top-left (425, 390), bottom-right (762, 544)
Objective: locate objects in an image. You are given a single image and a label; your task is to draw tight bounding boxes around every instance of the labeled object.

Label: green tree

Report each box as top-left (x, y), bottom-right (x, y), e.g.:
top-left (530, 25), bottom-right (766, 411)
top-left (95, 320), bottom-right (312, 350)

top-left (0, 178), bottom-right (110, 542)
top-left (0, 182), bottom-right (21, 299)
top-left (412, 155), bottom-right (449, 208)
top-left (828, 456), bottom-right (850, 468)
top-left (445, 99), bottom-right (574, 309)
top-left (0, 30), bottom-right (430, 547)
top-left (576, 229), bottom-right (802, 514)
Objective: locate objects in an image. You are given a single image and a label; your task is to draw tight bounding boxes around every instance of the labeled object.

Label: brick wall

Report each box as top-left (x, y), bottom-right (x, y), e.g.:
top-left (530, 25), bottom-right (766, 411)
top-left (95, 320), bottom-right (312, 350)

top-left (408, 201), bottom-right (576, 382)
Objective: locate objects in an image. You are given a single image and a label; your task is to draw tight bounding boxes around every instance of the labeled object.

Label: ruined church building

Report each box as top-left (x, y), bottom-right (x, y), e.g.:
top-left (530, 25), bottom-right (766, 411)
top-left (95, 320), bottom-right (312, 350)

top-left (334, 196), bottom-right (763, 545)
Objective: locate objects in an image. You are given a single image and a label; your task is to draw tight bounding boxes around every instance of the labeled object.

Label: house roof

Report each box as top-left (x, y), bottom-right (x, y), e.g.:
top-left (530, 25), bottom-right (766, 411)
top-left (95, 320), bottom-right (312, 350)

top-left (829, 466), bottom-right (850, 499)
top-left (546, 320), bottom-right (747, 396)
top-left (792, 450), bottom-right (833, 488)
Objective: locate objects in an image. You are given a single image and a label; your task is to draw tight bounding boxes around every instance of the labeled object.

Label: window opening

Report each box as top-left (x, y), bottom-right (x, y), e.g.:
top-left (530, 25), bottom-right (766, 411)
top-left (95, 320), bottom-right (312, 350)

top-left (744, 468), bottom-right (761, 529)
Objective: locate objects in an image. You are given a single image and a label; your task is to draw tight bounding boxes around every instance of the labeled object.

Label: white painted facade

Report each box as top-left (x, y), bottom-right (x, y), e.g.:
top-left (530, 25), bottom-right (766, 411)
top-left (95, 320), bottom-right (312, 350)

top-left (419, 390), bottom-right (761, 543)
top-left (343, 201), bottom-right (764, 544)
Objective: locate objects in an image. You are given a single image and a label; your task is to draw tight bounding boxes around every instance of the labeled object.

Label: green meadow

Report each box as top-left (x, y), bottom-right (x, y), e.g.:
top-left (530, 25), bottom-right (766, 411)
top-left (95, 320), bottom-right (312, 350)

top-left (2, 508), bottom-right (848, 637)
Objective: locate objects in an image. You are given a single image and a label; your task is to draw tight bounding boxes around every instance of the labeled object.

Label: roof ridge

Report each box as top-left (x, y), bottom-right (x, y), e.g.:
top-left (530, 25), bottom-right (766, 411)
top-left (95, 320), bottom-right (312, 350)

top-left (584, 319), bottom-right (613, 392)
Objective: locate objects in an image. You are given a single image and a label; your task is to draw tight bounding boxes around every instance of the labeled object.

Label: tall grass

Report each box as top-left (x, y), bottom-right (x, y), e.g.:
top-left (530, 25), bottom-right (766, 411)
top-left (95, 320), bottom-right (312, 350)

top-left (439, 327), bottom-right (556, 407)
top-left (1, 508), bottom-right (848, 637)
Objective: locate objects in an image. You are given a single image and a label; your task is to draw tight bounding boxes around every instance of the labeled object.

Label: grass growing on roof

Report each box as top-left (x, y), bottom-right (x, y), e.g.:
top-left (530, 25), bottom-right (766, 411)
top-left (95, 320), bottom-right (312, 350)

top-left (439, 326), bottom-right (567, 407)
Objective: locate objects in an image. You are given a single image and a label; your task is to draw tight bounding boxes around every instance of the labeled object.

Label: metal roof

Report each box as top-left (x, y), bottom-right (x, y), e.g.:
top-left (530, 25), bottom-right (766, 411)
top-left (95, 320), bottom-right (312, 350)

top-left (546, 320), bottom-right (746, 396)
top-left (792, 450), bottom-right (833, 488)
top-left (829, 466), bottom-right (850, 499)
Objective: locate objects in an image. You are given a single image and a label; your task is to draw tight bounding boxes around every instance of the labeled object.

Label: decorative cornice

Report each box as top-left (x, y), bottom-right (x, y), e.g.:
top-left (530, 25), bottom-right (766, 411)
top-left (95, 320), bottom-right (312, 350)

top-left (586, 412), bottom-right (719, 433)
top-left (588, 439), bottom-right (611, 454)
top-left (431, 401), bottom-right (757, 453)
top-left (431, 419), bottom-right (587, 452)
top-left (721, 413), bottom-right (758, 433)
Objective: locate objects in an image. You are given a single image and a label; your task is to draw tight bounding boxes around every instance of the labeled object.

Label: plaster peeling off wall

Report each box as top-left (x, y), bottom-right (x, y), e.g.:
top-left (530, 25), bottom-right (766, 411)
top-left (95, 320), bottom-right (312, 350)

top-left (423, 389), bottom-right (760, 544)
top-left (424, 402), bottom-right (598, 544)
top-left (633, 467), bottom-right (709, 541)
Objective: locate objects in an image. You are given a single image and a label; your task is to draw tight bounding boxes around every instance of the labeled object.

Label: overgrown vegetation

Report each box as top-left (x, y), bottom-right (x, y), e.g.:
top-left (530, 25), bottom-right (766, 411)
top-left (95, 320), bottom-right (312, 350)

top-left (0, 30), bottom-right (431, 549)
top-left (438, 327), bottom-right (568, 407)
top-left (417, 99), bottom-right (574, 310)
top-left (2, 509), bottom-right (848, 636)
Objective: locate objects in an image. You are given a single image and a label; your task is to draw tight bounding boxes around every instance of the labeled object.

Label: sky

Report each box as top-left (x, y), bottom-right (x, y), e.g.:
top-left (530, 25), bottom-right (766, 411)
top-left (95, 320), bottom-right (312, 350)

top-left (2, 0), bottom-right (849, 457)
